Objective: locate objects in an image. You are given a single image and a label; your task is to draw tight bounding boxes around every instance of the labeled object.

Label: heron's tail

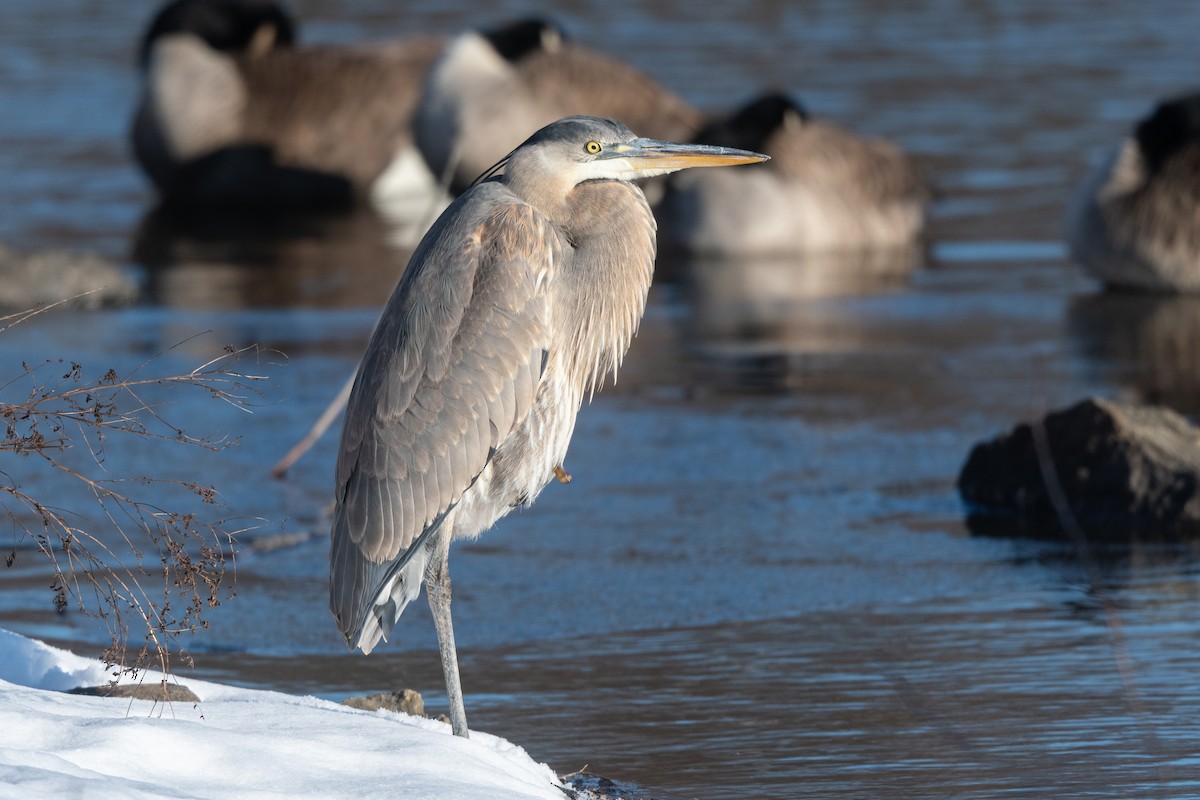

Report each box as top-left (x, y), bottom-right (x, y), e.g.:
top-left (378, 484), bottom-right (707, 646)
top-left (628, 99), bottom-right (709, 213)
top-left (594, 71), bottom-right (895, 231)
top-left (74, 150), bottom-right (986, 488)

top-left (352, 549), bottom-right (428, 655)
top-left (329, 519), bottom-right (438, 655)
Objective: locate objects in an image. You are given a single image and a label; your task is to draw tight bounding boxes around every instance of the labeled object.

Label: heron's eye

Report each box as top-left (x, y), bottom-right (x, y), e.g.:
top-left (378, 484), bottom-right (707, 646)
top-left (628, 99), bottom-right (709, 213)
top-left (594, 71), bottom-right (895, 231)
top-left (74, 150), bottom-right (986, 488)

top-left (585, 141), bottom-right (602, 155)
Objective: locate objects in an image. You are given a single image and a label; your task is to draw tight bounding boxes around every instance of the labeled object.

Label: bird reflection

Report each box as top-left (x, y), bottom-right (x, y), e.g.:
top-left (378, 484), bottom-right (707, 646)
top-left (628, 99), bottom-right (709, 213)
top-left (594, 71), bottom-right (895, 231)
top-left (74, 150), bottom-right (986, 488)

top-left (131, 205), bottom-right (414, 309)
top-left (676, 247), bottom-right (921, 393)
top-left (1068, 291), bottom-right (1200, 414)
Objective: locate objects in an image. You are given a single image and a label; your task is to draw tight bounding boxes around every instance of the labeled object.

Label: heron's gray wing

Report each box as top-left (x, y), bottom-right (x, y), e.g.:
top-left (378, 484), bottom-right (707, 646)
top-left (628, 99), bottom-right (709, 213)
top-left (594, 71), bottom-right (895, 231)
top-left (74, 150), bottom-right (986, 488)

top-left (330, 187), bottom-right (558, 644)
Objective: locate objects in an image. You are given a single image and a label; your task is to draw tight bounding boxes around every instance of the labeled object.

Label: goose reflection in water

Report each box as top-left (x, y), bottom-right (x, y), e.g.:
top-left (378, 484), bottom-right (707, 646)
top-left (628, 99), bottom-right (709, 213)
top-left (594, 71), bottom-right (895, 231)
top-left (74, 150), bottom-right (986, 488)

top-left (132, 205), bottom-right (414, 310)
top-left (1068, 291), bottom-right (1200, 414)
top-left (674, 246), bottom-right (922, 394)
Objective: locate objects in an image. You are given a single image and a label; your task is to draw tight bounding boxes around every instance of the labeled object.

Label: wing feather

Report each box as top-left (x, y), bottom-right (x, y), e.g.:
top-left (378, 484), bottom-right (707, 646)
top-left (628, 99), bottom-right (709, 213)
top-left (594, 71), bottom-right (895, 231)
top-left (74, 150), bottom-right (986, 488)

top-left (330, 185), bottom-right (558, 645)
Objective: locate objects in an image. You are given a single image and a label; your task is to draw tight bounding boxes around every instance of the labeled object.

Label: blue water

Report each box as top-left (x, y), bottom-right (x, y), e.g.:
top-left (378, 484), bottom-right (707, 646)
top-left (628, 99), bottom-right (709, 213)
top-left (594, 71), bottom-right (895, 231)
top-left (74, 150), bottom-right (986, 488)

top-left (3, 2), bottom-right (1200, 798)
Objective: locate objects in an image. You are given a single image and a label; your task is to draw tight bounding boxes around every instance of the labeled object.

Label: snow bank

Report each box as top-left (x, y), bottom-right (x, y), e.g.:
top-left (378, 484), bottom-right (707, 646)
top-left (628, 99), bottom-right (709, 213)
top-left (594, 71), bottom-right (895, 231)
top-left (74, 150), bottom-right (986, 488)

top-left (0, 629), bottom-right (566, 799)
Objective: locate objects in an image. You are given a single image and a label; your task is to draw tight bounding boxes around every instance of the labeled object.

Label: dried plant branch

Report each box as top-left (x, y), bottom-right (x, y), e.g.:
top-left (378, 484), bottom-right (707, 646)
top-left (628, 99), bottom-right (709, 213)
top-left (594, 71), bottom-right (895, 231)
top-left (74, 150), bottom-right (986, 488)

top-left (1, 337), bottom-right (279, 684)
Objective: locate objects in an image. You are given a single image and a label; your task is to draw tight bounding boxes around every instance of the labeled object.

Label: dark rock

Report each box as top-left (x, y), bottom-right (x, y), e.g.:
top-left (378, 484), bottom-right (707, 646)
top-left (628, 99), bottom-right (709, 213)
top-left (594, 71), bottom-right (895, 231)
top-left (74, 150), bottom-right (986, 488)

top-left (341, 689), bottom-right (425, 716)
top-left (957, 397), bottom-right (1200, 539)
top-left (0, 242), bottom-right (140, 310)
top-left (562, 771), bottom-right (662, 800)
top-left (69, 682), bottom-right (200, 702)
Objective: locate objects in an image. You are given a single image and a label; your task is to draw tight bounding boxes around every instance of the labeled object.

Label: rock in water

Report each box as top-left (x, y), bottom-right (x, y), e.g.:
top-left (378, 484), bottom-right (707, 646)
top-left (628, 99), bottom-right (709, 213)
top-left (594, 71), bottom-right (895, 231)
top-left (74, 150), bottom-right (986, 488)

top-left (958, 397), bottom-right (1200, 539)
top-left (0, 243), bottom-right (139, 309)
top-left (341, 689), bottom-right (425, 716)
top-left (69, 682), bottom-right (200, 702)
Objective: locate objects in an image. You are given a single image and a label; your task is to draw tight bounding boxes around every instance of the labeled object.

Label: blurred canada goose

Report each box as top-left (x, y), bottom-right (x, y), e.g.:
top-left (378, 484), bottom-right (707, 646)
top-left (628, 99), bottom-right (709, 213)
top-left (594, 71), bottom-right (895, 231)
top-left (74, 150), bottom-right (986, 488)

top-left (658, 93), bottom-right (929, 257)
top-left (1067, 92), bottom-right (1200, 292)
top-left (414, 18), bottom-right (704, 194)
top-left (133, 0), bottom-right (444, 211)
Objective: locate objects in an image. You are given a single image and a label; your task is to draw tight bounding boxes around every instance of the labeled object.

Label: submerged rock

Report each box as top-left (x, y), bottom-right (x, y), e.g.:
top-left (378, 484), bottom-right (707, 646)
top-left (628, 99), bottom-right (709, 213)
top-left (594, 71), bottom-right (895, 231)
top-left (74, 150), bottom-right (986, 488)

top-left (957, 397), bottom-right (1200, 538)
top-left (341, 688), bottom-right (425, 716)
top-left (562, 772), bottom-right (665, 800)
top-left (69, 682), bottom-right (200, 702)
top-left (0, 242), bottom-right (140, 310)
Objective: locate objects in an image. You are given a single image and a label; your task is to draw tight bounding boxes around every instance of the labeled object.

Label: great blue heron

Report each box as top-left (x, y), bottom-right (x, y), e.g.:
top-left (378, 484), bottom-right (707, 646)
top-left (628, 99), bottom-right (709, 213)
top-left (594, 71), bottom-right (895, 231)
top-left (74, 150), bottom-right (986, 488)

top-left (133, 0), bottom-right (443, 210)
top-left (659, 93), bottom-right (928, 256)
top-left (329, 116), bottom-right (766, 738)
top-left (1066, 91), bottom-right (1200, 292)
top-left (415, 18), bottom-right (703, 196)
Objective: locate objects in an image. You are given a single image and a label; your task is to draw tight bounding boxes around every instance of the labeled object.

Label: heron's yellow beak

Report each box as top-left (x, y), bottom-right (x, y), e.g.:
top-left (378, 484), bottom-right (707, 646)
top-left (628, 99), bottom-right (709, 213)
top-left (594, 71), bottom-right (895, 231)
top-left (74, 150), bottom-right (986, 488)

top-left (612, 138), bottom-right (769, 171)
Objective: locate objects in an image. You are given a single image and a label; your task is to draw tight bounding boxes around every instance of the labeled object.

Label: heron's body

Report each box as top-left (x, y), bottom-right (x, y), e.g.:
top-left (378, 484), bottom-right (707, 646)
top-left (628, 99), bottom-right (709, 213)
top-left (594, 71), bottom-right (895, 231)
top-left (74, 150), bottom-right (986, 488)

top-left (329, 173), bottom-right (654, 654)
top-left (134, 0), bottom-right (443, 209)
top-left (1067, 92), bottom-right (1200, 292)
top-left (328, 116), bottom-right (765, 737)
top-left (660, 94), bottom-right (928, 256)
top-left (415, 19), bottom-right (703, 194)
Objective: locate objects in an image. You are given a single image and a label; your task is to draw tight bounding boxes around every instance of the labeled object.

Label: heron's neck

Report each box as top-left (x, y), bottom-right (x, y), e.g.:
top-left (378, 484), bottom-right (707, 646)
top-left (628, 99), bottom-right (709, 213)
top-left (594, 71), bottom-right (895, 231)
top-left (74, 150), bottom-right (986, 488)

top-left (501, 156), bottom-right (578, 220)
top-left (550, 180), bottom-right (656, 398)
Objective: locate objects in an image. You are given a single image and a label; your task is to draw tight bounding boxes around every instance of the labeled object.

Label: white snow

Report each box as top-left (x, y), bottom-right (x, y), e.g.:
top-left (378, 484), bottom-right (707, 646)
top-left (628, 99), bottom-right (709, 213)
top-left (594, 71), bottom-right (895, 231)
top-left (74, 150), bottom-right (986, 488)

top-left (0, 628), bottom-right (567, 800)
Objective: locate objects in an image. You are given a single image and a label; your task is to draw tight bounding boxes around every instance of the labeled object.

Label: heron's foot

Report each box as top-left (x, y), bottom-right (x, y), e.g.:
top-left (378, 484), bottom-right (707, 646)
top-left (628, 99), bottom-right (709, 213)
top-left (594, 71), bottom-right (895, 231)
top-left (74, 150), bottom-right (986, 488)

top-left (553, 464), bottom-right (572, 484)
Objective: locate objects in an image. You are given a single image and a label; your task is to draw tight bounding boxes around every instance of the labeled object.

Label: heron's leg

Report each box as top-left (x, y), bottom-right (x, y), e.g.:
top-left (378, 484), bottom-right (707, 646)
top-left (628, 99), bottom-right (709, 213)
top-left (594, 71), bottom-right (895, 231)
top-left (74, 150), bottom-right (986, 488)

top-left (426, 528), bottom-right (469, 738)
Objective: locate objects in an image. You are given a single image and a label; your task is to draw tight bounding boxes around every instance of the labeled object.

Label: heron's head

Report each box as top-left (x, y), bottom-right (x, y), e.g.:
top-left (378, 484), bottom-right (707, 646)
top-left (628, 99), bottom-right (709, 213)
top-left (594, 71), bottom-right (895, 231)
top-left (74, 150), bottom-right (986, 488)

top-left (491, 116), bottom-right (768, 198)
top-left (1135, 92), bottom-right (1200, 174)
top-left (139, 0), bottom-right (296, 69)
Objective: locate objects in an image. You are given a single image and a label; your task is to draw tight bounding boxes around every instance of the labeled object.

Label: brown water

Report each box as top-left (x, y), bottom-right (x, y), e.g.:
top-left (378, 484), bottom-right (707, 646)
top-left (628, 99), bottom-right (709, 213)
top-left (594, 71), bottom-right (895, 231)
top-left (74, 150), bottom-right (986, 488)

top-left (3, 2), bottom-right (1200, 799)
